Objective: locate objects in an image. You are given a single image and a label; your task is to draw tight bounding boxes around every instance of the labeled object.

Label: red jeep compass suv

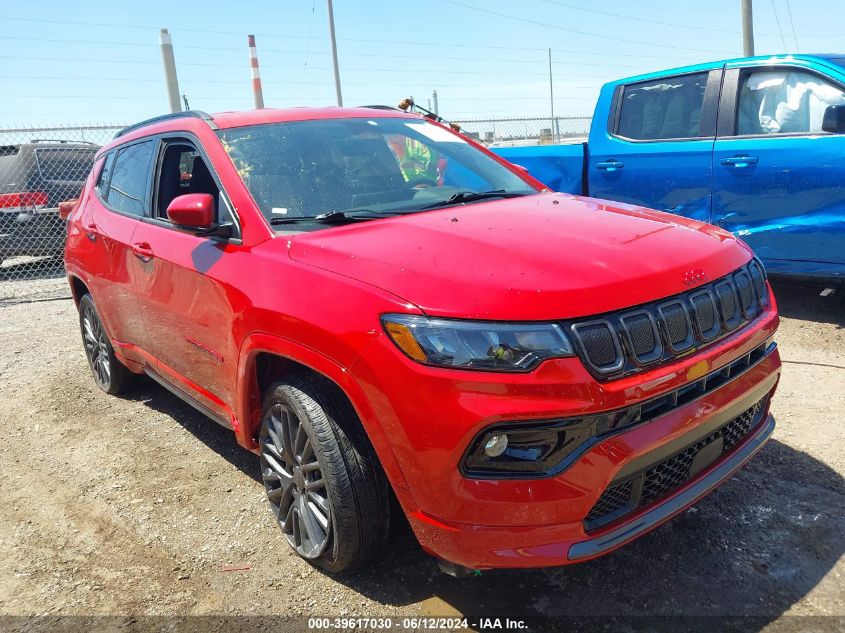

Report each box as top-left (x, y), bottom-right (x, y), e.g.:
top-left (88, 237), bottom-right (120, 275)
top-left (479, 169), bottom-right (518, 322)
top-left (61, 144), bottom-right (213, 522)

top-left (64, 108), bottom-right (780, 575)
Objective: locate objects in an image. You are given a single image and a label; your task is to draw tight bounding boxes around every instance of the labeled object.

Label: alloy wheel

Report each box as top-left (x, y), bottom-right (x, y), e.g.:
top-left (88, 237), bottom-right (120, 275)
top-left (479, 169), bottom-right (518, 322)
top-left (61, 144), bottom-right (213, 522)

top-left (82, 304), bottom-right (112, 390)
top-left (260, 403), bottom-right (332, 559)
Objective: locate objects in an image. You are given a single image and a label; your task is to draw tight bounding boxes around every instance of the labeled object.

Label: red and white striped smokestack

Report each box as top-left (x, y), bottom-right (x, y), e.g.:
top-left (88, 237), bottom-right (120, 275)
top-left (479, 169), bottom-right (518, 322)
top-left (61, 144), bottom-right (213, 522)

top-left (248, 34), bottom-right (265, 109)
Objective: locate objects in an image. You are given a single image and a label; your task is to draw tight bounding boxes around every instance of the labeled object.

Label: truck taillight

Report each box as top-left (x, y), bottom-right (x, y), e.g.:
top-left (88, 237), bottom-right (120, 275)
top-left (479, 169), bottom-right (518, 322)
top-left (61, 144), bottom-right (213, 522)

top-left (0, 191), bottom-right (49, 209)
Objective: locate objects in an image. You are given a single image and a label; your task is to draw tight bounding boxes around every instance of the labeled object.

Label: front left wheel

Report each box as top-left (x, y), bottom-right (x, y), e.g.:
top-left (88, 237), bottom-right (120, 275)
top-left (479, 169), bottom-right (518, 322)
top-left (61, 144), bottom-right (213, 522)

top-left (79, 293), bottom-right (130, 395)
top-left (259, 376), bottom-right (389, 573)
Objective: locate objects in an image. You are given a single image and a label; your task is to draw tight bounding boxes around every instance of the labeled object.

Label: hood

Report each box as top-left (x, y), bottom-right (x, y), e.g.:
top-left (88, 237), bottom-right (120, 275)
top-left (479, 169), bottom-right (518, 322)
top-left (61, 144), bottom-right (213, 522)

top-left (287, 193), bottom-right (752, 320)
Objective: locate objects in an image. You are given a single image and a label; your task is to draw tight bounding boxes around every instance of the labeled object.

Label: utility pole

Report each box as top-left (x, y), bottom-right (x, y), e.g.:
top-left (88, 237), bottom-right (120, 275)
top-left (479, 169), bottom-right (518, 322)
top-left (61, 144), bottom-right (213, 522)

top-left (248, 34), bottom-right (265, 109)
top-left (432, 90), bottom-right (439, 116)
top-left (741, 0), bottom-right (754, 56)
top-left (548, 48), bottom-right (555, 142)
top-left (159, 29), bottom-right (182, 113)
top-left (326, 0), bottom-right (343, 106)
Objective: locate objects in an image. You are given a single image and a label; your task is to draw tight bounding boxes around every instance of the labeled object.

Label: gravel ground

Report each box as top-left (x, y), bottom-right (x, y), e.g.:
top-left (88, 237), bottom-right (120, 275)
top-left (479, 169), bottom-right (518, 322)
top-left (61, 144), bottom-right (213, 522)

top-left (0, 278), bottom-right (843, 631)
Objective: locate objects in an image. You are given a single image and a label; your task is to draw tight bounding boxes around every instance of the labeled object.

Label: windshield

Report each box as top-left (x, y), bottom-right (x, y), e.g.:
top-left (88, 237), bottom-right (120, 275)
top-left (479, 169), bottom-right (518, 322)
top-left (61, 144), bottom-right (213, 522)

top-left (216, 116), bottom-right (538, 224)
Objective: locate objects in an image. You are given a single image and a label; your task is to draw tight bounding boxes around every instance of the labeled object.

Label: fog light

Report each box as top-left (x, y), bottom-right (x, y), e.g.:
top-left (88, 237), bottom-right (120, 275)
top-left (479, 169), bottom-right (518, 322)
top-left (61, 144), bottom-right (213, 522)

top-left (484, 434), bottom-right (508, 457)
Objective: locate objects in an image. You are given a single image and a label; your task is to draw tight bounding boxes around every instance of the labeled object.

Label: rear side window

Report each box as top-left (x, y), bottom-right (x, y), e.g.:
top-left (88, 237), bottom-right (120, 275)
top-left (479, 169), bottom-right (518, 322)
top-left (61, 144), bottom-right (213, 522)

top-left (96, 152), bottom-right (115, 197)
top-left (105, 140), bottom-right (156, 216)
top-left (736, 68), bottom-right (845, 135)
top-left (617, 72), bottom-right (708, 140)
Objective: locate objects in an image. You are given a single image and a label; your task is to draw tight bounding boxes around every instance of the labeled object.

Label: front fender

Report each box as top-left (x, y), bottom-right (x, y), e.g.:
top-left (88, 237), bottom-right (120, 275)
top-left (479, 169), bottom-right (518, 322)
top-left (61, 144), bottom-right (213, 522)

top-left (235, 332), bottom-right (413, 496)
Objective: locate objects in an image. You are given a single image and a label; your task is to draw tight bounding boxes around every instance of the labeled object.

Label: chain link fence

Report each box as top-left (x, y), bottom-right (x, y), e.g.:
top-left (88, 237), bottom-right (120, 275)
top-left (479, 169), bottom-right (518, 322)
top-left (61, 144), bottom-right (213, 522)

top-left (453, 116), bottom-right (591, 146)
top-left (0, 125), bottom-right (124, 304)
top-left (0, 117), bottom-right (590, 304)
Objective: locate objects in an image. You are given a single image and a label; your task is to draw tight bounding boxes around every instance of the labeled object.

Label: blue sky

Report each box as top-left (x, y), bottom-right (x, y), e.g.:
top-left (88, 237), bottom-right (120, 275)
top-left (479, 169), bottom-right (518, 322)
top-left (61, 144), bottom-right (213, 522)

top-left (1, 0), bottom-right (842, 126)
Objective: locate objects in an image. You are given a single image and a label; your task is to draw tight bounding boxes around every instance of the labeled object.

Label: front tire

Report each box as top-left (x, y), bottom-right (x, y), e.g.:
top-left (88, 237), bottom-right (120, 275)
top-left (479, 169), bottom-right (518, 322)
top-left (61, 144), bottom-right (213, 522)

top-left (259, 376), bottom-right (389, 573)
top-left (79, 294), bottom-right (129, 395)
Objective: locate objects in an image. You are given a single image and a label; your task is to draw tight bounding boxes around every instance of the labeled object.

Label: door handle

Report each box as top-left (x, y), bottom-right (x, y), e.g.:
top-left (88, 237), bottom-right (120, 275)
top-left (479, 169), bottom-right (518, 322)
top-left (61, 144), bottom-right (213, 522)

top-left (720, 155), bottom-right (758, 167)
top-left (596, 160), bottom-right (624, 172)
top-left (131, 241), bottom-right (154, 262)
top-left (81, 221), bottom-right (97, 242)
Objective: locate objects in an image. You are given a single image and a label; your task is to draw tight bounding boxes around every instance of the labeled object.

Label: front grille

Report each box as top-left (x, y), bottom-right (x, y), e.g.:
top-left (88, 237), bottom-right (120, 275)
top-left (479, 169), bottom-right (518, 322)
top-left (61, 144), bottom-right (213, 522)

top-left (585, 397), bottom-right (767, 530)
top-left (567, 261), bottom-right (768, 379)
top-left (587, 480), bottom-right (633, 520)
top-left (734, 270), bottom-right (756, 317)
top-left (621, 311), bottom-right (661, 363)
top-left (572, 320), bottom-right (621, 371)
top-left (660, 301), bottom-right (693, 350)
top-left (691, 290), bottom-right (718, 337)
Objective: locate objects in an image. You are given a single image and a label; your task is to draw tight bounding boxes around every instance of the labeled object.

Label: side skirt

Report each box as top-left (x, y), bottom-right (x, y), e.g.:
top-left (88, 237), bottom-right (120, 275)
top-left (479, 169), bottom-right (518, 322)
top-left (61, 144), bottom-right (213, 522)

top-left (144, 368), bottom-right (233, 430)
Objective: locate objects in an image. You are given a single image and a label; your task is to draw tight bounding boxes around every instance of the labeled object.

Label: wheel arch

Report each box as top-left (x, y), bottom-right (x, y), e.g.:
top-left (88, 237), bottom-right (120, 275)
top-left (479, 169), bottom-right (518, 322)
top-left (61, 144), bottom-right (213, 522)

top-left (236, 333), bottom-right (412, 495)
top-left (67, 273), bottom-right (90, 307)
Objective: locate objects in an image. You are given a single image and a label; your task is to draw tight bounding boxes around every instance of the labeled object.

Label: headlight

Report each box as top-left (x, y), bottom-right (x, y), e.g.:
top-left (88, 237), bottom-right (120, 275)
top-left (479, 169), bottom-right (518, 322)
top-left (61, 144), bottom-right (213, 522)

top-left (381, 314), bottom-right (574, 372)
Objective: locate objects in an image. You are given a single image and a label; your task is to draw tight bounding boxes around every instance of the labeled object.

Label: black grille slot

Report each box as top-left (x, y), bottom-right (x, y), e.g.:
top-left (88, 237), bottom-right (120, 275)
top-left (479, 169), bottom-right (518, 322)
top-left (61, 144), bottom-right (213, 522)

top-left (659, 300), bottom-right (693, 351)
top-left (574, 321), bottom-right (621, 371)
top-left (565, 262), bottom-right (767, 380)
top-left (585, 398), bottom-right (766, 530)
top-left (690, 290), bottom-right (719, 340)
top-left (748, 260), bottom-right (769, 306)
top-left (585, 480), bottom-right (633, 524)
top-left (715, 280), bottom-right (741, 329)
top-left (734, 270), bottom-right (755, 316)
top-left (621, 311), bottom-right (660, 363)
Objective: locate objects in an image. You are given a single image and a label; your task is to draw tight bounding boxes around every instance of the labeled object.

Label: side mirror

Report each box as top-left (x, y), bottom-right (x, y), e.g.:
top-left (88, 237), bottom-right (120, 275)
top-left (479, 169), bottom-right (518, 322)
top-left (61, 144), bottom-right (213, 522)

top-left (166, 193), bottom-right (215, 229)
top-left (822, 104), bottom-right (845, 134)
top-left (58, 198), bottom-right (79, 221)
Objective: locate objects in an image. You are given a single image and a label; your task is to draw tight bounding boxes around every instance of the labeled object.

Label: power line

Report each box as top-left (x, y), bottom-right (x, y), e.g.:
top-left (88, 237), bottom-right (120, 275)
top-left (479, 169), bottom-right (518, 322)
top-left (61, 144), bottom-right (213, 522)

top-left (0, 75), bottom-right (605, 89)
top-left (0, 54), bottom-right (627, 77)
top-left (0, 11), bottom-right (842, 43)
top-left (784, 0), bottom-right (800, 51)
top-left (538, 0), bottom-right (741, 34)
top-left (536, 0), bottom-right (823, 40)
top-left (1, 34), bottom-right (692, 68)
top-left (441, 0), bottom-right (736, 54)
top-left (770, 0), bottom-right (789, 51)
top-left (0, 25), bottom-right (705, 63)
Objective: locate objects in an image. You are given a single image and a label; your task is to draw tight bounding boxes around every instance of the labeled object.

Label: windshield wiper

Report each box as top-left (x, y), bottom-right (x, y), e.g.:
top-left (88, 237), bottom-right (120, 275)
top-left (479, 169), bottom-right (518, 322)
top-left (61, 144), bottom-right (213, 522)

top-left (417, 190), bottom-right (529, 211)
top-left (268, 209), bottom-right (385, 226)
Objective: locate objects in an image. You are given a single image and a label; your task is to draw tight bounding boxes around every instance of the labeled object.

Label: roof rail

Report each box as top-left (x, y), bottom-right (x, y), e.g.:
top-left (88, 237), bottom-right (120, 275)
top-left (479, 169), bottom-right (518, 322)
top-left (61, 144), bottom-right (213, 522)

top-left (358, 105), bottom-right (403, 111)
top-left (114, 111), bottom-right (218, 139)
top-left (30, 139), bottom-right (99, 146)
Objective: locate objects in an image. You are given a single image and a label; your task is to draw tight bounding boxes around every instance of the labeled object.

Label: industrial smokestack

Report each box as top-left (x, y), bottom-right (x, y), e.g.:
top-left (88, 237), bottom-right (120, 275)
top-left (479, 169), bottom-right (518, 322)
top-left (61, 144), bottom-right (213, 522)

top-left (248, 34), bottom-right (265, 109)
top-left (159, 29), bottom-right (182, 113)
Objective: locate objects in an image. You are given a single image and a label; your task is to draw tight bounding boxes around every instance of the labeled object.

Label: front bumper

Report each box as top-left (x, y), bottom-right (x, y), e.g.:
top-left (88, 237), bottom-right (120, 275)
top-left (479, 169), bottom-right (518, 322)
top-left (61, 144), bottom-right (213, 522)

top-left (569, 411), bottom-right (774, 561)
top-left (349, 301), bottom-right (781, 569)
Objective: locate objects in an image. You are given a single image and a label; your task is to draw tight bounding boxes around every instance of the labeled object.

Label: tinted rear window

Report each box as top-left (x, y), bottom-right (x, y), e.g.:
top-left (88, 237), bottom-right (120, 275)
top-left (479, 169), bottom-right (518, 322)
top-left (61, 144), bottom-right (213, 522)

top-left (35, 148), bottom-right (97, 183)
top-left (104, 140), bottom-right (156, 216)
top-left (617, 72), bottom-right (708, 140)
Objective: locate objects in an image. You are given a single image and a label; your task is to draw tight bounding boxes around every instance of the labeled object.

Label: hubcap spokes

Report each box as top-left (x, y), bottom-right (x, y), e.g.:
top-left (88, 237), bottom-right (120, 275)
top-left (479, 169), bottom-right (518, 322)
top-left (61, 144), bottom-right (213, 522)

top-left (82, 306), bottom-right (111, 388)
top-left (260, 403), bottom-right (331, 559)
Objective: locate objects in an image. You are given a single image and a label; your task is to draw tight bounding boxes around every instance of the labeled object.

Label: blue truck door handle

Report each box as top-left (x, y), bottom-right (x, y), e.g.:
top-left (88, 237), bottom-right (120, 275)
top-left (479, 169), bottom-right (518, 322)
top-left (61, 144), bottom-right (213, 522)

top-left (596, 160), bottom-right (624, 172)
top-left (720, 155), bottom-right (758, 167)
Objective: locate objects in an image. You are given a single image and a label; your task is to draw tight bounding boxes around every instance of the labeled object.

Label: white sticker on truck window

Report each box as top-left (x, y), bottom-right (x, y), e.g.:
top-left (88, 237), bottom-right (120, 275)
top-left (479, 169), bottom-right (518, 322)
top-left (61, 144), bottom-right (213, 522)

top-left (405, 122), bottom-right (466, 144)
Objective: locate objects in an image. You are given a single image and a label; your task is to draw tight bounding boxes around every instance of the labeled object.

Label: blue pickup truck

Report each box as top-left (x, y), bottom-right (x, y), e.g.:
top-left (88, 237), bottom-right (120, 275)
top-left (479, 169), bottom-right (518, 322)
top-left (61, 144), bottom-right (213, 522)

top-left (495, 54), bottom-right (845, 281)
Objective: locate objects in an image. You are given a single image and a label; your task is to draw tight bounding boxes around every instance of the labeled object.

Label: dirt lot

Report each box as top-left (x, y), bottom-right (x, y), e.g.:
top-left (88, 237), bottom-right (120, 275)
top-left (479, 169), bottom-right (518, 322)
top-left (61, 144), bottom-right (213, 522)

top-left (0, 278), bottom-right (843, 631)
